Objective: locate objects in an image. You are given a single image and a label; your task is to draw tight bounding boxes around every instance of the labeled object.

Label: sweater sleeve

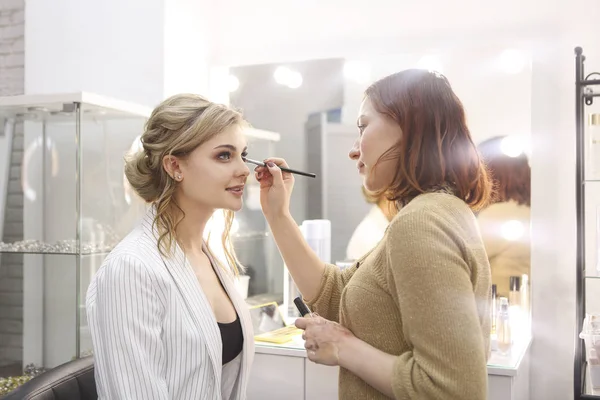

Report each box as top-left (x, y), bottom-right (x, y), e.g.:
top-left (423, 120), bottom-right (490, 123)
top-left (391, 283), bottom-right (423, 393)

top-left (387, 209), bottom-right (488, 400)
top-left (304, 263), bottom-right (358, 322)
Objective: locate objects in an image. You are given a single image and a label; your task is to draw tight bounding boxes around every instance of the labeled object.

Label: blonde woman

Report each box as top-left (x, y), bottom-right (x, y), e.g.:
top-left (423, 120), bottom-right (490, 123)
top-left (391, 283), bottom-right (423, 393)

top-left (86, 94), bottom-right (254, 400)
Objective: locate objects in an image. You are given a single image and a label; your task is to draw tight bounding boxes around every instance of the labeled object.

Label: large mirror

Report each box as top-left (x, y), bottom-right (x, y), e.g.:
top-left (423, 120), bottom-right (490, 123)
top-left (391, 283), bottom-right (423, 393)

top-left (217, 43), bottom-right (533, 362)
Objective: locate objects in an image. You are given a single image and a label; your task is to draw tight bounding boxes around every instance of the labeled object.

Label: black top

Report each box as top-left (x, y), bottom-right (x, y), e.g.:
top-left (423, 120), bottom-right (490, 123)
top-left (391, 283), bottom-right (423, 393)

top-left (217, 315), bottom-right (244, 365)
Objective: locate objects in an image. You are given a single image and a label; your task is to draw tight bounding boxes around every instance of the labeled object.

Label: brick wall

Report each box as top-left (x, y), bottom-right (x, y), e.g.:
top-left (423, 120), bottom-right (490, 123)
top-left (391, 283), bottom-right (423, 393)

top-left (0, 0), bottom-right (25, 369)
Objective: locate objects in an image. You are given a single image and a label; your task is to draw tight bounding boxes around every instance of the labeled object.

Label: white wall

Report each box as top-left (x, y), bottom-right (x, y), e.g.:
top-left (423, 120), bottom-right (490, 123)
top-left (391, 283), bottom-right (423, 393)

top-left (163, 0), bottom-right (212, 97)
top-left (25, 0), bottom-right (165, 107)
top-left (341, 47), bottom-right (532, 146)
top-left (209, 0), bottom-right (565, 67)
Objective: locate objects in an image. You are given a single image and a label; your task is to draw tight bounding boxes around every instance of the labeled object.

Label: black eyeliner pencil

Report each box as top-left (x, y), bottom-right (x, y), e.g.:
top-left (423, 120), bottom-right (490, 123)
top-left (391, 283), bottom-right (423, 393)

top-left (244, 157), bottom-right (317, 178)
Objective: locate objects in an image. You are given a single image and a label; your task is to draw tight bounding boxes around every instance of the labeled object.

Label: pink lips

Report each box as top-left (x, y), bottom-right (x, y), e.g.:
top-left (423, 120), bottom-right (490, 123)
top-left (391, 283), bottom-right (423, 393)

top-left (357, 162), bottom-right (365, 173)
top-left (226, 185), bottom-right (244, 197)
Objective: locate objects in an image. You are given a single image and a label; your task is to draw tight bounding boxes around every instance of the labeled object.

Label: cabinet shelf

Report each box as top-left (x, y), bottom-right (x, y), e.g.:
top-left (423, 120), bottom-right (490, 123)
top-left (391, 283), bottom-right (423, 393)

top-left (0, 240), bottom-right (115, 255)
top-left (0, 250), bottom-right (111, 256)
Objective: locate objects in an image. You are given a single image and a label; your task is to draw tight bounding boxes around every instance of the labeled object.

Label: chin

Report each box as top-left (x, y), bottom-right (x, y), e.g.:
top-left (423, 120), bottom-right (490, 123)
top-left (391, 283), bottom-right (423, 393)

top-left (226, 200), bottom-right (244, 212)
top-left (362, 179), bottom-right (378, 193)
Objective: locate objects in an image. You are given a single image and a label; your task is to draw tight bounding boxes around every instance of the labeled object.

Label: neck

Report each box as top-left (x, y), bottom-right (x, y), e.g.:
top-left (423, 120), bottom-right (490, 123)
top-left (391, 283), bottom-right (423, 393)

top-left (170, 196), bottom-right (214, 254)
top-left (378, 200), bottom-right (396, 222)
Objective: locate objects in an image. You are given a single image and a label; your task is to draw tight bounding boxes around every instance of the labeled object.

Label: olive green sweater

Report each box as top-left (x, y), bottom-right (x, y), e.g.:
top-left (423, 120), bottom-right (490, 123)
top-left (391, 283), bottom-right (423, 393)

top-left (307, 192), bottom-right (491, 400)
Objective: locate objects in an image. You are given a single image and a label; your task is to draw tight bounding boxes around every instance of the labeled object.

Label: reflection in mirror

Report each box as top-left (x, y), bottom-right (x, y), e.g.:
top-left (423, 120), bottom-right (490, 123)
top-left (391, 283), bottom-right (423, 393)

top-left (249, 302), bottom-right (285, 335)
top-left (477, 134), bottom-right (532, 353)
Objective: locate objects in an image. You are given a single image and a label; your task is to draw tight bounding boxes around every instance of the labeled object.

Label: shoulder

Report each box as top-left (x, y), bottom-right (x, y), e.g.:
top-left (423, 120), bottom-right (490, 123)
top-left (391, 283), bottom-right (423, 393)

top-left (389, 192), bottom-right (475, 233)
top-left (106, 224), bottom-right (162, 265)
top-left (92, 229), bottom-right (165, 289)
top-left (383, 192), bottom-right (487, 260)
top-left (382, 193), bottom-right (488, 278)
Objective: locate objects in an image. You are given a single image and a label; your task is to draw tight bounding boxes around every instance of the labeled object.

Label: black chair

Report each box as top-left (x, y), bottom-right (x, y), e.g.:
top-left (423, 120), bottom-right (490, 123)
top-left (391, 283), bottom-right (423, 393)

top-left (1, 356), bottom-right (96, 400)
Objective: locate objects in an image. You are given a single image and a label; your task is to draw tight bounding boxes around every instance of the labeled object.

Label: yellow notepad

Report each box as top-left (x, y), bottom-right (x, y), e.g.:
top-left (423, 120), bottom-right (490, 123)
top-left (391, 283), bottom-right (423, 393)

top-left (254, 326), bottom-right (303, 344)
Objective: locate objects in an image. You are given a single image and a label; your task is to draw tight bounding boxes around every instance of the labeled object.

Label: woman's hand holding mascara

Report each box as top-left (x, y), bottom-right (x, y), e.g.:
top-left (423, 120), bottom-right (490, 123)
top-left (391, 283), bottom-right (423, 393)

top-left (295, 315), bottom-right (355, 366)
top-left (254, 157), bottom-right (295, 220)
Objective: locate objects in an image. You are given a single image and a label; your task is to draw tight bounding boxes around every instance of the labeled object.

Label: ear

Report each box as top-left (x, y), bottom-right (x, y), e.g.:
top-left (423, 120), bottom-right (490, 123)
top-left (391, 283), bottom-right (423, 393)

top-left (162, 155), bottom-right (183, 181)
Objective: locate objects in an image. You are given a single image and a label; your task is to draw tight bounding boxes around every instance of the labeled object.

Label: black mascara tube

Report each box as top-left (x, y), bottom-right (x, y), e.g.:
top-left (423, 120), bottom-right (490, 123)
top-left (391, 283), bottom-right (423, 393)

top-left (293, 296), bottom-right (312, 317)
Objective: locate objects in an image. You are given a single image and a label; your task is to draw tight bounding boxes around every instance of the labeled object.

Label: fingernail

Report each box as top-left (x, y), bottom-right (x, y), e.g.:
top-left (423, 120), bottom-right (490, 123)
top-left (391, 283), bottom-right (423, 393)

top-left (267, 162), bottom-right (275, 167)
top-left (257, 172), bottom-right (262, 179)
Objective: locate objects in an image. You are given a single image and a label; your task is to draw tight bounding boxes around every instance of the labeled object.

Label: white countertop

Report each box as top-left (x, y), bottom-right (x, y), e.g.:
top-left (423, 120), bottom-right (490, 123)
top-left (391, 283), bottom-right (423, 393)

top-left (254, 335), bottom-right (532, 377)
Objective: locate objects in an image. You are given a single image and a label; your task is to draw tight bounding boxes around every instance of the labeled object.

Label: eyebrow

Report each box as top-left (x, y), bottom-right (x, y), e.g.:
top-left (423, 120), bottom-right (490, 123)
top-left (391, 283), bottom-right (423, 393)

top-left (213, 144), bottom-right (248, 152)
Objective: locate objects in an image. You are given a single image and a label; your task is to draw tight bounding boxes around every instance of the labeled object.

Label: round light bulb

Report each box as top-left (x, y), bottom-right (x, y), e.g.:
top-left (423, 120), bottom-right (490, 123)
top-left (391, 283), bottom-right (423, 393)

top-left (501, 220), bottom-right (525, 241)
top-left (500, 136), bottom-right (525, 158)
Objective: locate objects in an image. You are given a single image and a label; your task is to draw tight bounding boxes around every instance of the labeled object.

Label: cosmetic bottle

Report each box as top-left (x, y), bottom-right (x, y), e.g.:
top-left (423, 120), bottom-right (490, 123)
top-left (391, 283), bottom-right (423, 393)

top-left (588, 113), bottom-right (600, 179)
top-left (596, 205), bottom-right (600, 274)
top-left (509, 276), bottom-right (522, 338)
top-left (509, 276), bottom-right (521, 306)
top-left (491, 284), bottom-right (497, 334)
top-left (283, 264), bottom-right (301, 319)
top-left (497, 297), bottom-right (511, 355)
top-left (490, 284), bottom-right (498, 351)
top-left (520, 274), bottom-right (530, 330)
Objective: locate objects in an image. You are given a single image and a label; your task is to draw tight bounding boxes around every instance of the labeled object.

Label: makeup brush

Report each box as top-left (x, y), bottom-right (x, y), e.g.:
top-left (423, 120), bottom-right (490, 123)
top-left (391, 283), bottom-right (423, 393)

top-left (243, 157), bottom-right (317, 178)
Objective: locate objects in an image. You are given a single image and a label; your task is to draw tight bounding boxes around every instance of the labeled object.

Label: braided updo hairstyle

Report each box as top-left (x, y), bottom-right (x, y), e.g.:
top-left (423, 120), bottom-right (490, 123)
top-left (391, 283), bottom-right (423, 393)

top-left (124, 93), bottom-right (247, 274)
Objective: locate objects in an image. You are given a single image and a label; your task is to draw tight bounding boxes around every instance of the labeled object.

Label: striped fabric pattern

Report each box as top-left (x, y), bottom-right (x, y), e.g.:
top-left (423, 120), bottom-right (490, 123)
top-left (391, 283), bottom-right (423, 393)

top-left (86, 209), bottom-right (254, 399)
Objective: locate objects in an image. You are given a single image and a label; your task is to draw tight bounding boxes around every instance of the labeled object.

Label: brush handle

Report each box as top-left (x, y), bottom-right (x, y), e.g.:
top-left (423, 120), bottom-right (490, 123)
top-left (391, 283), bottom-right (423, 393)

top-left (245, 158), bottom-right (316, 178)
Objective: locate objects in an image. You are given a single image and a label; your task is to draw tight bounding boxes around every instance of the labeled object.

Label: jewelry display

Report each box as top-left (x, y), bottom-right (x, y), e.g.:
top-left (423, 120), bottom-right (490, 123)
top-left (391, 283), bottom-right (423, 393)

top-left (0, 239), bottom-right (117, 254)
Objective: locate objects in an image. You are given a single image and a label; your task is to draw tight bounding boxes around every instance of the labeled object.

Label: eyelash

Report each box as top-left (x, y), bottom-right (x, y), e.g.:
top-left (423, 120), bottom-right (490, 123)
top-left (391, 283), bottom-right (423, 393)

top-left (357, 125), bottom-right (366, 134)
top-left (217, 151), bottom-right (248, 161)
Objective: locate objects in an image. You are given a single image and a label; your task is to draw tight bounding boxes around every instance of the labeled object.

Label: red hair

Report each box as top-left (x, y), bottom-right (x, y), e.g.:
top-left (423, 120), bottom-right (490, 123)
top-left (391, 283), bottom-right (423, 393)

top-left (365, 69), bottom-right (492, 211)
top-left (477, 136), bottom-right (531, 206)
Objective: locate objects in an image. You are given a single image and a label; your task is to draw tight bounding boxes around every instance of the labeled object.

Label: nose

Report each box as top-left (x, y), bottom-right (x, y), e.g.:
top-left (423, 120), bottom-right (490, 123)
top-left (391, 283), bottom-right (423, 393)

top-left (237, 158), bottom-right (251, 178)
top-left (241, 163), bottom-right (250, 178)
top-left (348, 137), bottom-right (360, 160)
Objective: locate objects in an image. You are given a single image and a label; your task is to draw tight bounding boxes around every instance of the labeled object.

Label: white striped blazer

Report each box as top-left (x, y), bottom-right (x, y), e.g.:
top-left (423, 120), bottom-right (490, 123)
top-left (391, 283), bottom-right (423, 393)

top-left (86, 209), bottom-right (255, 399)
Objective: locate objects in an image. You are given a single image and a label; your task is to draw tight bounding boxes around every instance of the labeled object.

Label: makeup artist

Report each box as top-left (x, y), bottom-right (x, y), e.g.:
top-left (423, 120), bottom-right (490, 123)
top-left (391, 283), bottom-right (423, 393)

top-left (255, 69), bottom-right (493, 400)
top-left (86, 94), bottom-right (254, 400)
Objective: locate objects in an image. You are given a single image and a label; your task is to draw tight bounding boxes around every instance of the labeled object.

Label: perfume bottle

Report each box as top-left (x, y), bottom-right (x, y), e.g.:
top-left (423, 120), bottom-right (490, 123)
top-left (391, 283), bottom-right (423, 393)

top-left (509, 276), bottom-right (522, 338)
top-left (491, 284), bottom-right (497, 334)
top-left (596, 205), bottom-right (600, 274)
top-left (509, 276), bottom-right (521, 306)
top-left (490, 284), bottom-right (498, 351)
top-left (520, 274), bottom-right (530, 330)
top-left (497, 297), bottom-right (511, 355)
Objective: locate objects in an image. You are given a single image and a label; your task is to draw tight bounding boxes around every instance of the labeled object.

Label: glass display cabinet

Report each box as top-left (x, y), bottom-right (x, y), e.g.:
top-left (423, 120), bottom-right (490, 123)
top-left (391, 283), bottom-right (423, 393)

top-left (574, 47), bottom-right (600, 400)
top-left (0, 92), bottom-right (283, 375)
top-left (0, 92), bottom-right (152, 373)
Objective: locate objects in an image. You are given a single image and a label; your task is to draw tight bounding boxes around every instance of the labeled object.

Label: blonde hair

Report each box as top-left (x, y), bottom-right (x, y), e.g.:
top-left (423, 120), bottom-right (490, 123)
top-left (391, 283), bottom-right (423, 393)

top-left (124, 93), bottom-right (246, 275)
